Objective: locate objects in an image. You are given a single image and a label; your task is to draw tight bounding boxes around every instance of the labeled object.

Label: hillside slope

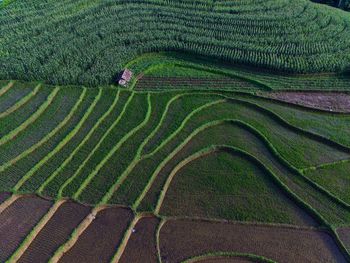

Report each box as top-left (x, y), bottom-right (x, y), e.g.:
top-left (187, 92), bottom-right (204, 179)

top-left (1, 0), bottom-right (350, 86)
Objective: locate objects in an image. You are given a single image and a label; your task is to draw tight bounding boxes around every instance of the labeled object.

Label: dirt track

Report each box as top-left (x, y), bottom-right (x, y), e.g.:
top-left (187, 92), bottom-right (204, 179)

top-left (160, 219), bottom-right (347, 263)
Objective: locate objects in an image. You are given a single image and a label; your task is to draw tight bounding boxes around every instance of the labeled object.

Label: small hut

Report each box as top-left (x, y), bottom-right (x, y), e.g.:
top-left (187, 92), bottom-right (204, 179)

top-left (118, 69), bottom-right (133, 87)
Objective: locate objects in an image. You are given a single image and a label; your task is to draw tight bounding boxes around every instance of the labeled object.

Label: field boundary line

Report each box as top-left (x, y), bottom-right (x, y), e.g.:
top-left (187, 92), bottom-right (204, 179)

top-left (213, 95), bottom-right (350, 210)
top-left (301, 158), bottom-right (350, 173)
top-left (163, 215), bottom-right (322, 231)
top-left (0, 81), bottom-right (14, 98)
top-left (0, 88), bottom-right (80, 173)
top-left (153, 139), bottom-right (350, 251)
top-left (154, 147), bottom-right (215, 214)
top-left (99, 93), bottom-right (187, 204)
top-left (0, 86), bottom-right (59, 147)
top-left (156, 218), bottom-right (166, 263)
top-left (0, 194), bottom-right (20, 214)
top-left (182, 252), bottom-right (276, 263)
top-left (143, 99), bottom-right (225, 158)
top-left (136, 102), bottom-right (350, 219)
top-left (0, 84), bottom-right (41, 119)
top-left (173, 144), bottom-right (330, 226)
top-left (254, 92), bottom-right (350, 115)
top-left (48, 206), bottom-right (104, 263)
top-left (228, 111), bottom-right (350, 210)
top-left (74, 93), bottom-right (152, 200)
top-left (99, 93), bottom-right (153, 204)
top-left (139, 93), bottom-right (187, 156)
top-left (58, 91), bottom-right (134, 199)
top-left (132, 117), bottom-right (225, 210)
top-left (134, 117), bottom-right (342, 225)
top-left (131, 58), bottom-right (272, 91)
top-left (140, 92), bottom-right (225, 156)
top-left (6, 200), bottom-right (66, 263)
top-left (110, 214), bottom-right (141, 263)
top-left (174, 63), bottom-right (272, 91)
top-left (38, 89), bottom-right (121, 195)
top-left (230, 116), bottom-right (350, 210)
top-left (13, 87), bottom-right (91, 191)
top-left (230, 95), bottom-right (350, 153)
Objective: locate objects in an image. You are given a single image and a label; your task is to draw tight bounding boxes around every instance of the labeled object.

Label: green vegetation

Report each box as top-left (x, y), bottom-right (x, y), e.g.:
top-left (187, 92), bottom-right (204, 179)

top-left (1, 0), bottom-right (350, 262)
top-left (131, 53), bottom-right (350, 91)
top-left (303, 161), bottom-right (350, 204)
top-left (1, 0), bottom-right (350, 86)
top-left (238, 94), bottom-right (350, 147)
top-left (0, 81), bottom-right (348, 229)
top-left (160, 149), bottom-right (312, 224)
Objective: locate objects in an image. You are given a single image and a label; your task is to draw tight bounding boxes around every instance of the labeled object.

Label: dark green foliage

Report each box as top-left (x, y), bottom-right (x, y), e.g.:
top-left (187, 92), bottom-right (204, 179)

top-left (304, 162), bottom-right (350, 204)
top-left (237, 94), bottom-right (350, 147)
top-left (1, 0), bottom-right (350, 86)
top-left (312, 0), bottom-right (350, 10)
top-left (0, 81), bottom-right (349, 227)
top-left (161, 151), bottom-right (314, 224)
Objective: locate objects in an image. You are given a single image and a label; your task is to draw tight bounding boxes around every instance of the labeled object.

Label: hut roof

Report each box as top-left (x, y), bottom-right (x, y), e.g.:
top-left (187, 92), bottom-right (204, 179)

top-left (121, 69), bottom-right (133, 81)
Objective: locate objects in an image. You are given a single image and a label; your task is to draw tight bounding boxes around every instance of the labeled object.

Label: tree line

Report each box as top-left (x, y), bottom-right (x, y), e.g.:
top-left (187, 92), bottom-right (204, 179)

top-left (312, 0), bottom-right (350, 10)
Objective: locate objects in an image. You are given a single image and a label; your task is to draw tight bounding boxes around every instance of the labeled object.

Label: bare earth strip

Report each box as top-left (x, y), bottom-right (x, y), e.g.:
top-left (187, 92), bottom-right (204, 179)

top-left (0, 84), bottom-right (41, 119)
top-left (0, 192), bottom-right (11, 204)
top-left (200, 258), bottom-right (253, 263)
top-left (58, 207), bottom-right (133, 263)
top-left (0, 81), bottom-right (14, 98)
top-left (190, 256), bottom-right (266, 263)
top-left (0, 194), bottom-right (21, 214)
top-left (337, 227), bottom-right (350, 252)
top-left (7, 200), bottom-right (65, 262)
top-left (0, 195), bottom-right (52, 262)
top-left (119, 216), bottom-right (160, 263)
top-left (263, 92), bottom-right (350, 113)
top-left (0, 87), bottom-right (59, 148)
top-left (159, 219), bottom-right (348, 263)
top-left (17, 201), bottom-right (90, 263)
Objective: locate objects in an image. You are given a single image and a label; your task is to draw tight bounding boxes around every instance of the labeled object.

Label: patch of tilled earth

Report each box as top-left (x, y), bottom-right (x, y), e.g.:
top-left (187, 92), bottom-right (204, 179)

top-left (160, 219), bottom-right (348, 263)
top-left (0, 195), bottom-right (52, 261)
top-left (264, 92), bottom-right (350, 113)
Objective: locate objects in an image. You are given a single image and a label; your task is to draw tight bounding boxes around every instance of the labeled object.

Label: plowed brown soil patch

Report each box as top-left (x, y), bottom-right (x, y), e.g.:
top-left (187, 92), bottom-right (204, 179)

top-left (0, 192), bottom-right (10, 204)
top-left (119, 216), bottom-right (160, 263)
top-left (60, 207), bottom-right (133, 263)
top-left (199, 257), bottom-right (254, 263)
top-left (265, 92), bottom-right (350, 113)
top-left (0, 195), bottom-right (52, 262)
top-left (337, 227), bottom-right (350, 251)
top-left (18, 201), bottom-right (90, 263)
top-left (160, 219), bottom-right (347, 263)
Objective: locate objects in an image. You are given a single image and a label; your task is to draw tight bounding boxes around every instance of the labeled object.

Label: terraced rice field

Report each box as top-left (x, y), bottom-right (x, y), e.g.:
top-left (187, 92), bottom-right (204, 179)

top-left (0, 67), bottom-right (350, 261)
top-left (1, 0), bottom-right (350, 262)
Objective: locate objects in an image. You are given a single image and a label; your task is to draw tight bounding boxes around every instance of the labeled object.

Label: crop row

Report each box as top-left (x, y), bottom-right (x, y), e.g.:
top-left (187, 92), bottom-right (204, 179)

top-left (129, 52), bottom-right (350, 92)
top-left (1, 0), bottom-right (350, 85)
top-left (1, 85), bottom-right (350, 229)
